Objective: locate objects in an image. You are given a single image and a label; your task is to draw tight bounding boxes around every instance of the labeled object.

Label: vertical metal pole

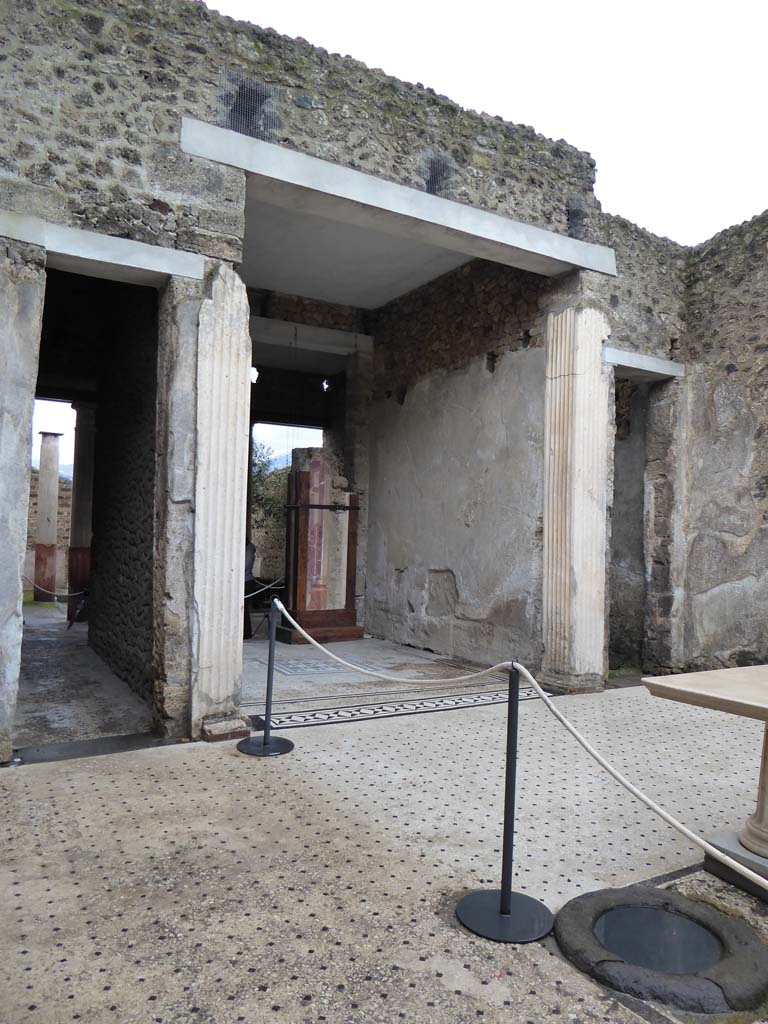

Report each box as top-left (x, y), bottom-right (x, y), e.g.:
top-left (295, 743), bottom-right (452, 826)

top-left (499, 665), bottom-right (520, 916)
top-left (263, 599), bottom-right (278, 747)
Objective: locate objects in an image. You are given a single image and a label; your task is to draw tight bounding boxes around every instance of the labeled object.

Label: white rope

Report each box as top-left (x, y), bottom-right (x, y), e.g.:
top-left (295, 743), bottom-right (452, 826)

top-left (242, 677), bottom-right (509, 709)
top-left (21, 575), bottom-right (85, 598)
top-left (274, 600), bottom-right (512, 684)
top-left (245, 577), bottom-right (284, 600)
top-left (268, 602), bottom-right (768, 893)
top-left (514, 661), bottom-right (768, 894)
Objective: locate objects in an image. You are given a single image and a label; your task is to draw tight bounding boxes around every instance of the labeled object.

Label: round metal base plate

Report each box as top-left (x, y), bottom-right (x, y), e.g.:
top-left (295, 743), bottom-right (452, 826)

top-left (456, 889), bottom-right (554, 943)
top-left (236, 735), bottom-right (294, 757)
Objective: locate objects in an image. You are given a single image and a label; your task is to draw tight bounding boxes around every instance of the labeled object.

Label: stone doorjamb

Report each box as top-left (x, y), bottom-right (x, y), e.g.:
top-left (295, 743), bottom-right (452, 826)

top-left (0, 238), bottom-right (47, 763)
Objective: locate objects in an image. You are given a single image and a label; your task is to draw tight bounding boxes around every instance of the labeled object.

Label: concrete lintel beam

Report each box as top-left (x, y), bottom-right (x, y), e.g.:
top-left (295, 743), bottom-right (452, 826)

top-left (603, 345), bottom-right (685, 381)
top-left (250, 316), bottom-right (373, 358)
top-left (180, 118), bottom-right (617, 279)
top-left (0, 210), bottom-right (205, 286)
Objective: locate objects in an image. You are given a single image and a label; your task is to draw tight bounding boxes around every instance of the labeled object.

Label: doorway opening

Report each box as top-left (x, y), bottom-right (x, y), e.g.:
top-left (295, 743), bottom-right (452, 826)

top-left (245, 419), bottom-right (324, 640)
top-left (608, 380), bottom-right (650, 677)
top-left (15, 269), bottom-right (162, 755)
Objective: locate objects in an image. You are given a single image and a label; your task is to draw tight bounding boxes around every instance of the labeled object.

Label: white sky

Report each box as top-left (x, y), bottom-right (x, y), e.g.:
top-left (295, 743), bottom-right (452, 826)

top-left (205, 0), bottom-right (767, 246)
top-left (253, 422), bottom-right (323, 459)
top-left (31, 400), bottom-right (76, 469)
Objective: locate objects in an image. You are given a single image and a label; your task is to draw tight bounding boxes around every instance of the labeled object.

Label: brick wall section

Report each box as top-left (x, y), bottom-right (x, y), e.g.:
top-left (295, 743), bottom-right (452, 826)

top-left (250, 290), bottom-right (365, 333)
top-left (3, 0), bottom-right (598, 263)
top-left (371, 260), bottom-right (544, 397)
top-left (26, 469), bottom-right (72, 551)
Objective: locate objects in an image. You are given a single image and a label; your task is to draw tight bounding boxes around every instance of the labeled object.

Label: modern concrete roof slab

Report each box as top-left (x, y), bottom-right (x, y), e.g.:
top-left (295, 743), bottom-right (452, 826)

top-left (181, 117), bottom-right (617, 307)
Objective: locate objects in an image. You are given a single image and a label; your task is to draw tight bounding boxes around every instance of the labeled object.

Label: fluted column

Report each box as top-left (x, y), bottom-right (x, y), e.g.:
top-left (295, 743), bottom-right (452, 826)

top-left (541, 306), bottom-right (612, 691)
top-left (191, 264), bottom-right (252, 735)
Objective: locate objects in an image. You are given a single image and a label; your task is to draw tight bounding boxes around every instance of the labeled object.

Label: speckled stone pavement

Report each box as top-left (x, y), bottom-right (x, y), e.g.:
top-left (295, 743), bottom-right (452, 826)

top-left (2, 690), bottom-right (766, 1024)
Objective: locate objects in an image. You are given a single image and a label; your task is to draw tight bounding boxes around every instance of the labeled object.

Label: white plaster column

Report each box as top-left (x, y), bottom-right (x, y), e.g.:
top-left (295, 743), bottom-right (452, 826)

top-left (541, 306), bottom-right (612, 691)
top-left (191, 264), bottom-right (252, 737)
top-left (34, 431), bottom-right (62, 601)
top-left (68, 403), bottom-right (95, 601)
top-left (0, 239), bottom-right (46, 762)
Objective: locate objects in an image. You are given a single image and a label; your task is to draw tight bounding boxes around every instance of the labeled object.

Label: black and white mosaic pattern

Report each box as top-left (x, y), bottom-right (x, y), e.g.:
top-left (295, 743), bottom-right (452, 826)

top-left (251, 684), bottom-right (538, 729)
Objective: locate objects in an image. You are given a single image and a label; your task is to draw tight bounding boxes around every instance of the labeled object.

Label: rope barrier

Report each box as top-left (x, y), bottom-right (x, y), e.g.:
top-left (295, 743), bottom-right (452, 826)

top-left (245, 577), bottom-right (284, 600)
top-left (513, 661), bottom-right (768, 894)
top-left (21, 576), bottom-right (86, 599)
top-left (272, 600), bottom-right (768, 894)
top-left (275, 600), bottom-right (513, 684)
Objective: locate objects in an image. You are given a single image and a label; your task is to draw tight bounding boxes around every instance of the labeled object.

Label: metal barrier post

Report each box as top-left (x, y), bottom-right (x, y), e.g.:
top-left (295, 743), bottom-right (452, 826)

top-left (237, 599), bottom-right (294, 757)
top-left (455, 665), bottom-right (553, 941)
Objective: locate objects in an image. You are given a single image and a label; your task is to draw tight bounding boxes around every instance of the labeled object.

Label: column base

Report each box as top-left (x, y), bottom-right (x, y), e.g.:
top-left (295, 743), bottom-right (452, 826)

top-left (539, 669), bottom-right (604, 694)
top-left (33, 544), bottom-right (57, 601)
top-left (200, 713), bottom-right (251, 742)
top-left (740, 814), bottom-right (768, 860)
top-left (704, 831), bottom-right (768, 904)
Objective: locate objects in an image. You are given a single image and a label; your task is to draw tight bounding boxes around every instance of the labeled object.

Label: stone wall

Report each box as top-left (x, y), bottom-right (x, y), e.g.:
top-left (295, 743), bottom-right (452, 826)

top-left (2, 0), bottom-right (599, 261)
top-left (585, 213), bottom-right (688, 360)
top-left (0, 237), bottom-right (46, 763)
top-left (674, 212), bottom-right (768, 669)
top-left (367, 346), bottom-right (545, 667)
top-left (89, 282), bottom-right (159, 706)
top-left (372, 260), bottom-right (544, 397)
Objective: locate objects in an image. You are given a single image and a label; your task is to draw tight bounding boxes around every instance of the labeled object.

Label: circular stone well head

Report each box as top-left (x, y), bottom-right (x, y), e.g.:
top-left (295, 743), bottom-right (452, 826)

top-left (593, 905), bottom-right (722, 974)
top-left (555, 886), bottom-right (768, 1014)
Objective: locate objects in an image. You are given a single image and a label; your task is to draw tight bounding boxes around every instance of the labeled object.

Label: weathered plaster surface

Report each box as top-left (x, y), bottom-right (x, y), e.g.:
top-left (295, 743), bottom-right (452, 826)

top-left (667, 212), bottom-right (768, 671)
top-left (0, 237), bottom-right (46, 762)
top-left (366, 348), bottom-right (545, 667)
top-left (153, 274), bottom-right (203, 736)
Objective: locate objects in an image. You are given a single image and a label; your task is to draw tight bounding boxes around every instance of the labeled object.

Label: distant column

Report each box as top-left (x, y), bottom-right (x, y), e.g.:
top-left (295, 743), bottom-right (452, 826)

top-left (34, 432), bottom-right (62, 601)
top-left (68, 403), bottom-right (96, 610)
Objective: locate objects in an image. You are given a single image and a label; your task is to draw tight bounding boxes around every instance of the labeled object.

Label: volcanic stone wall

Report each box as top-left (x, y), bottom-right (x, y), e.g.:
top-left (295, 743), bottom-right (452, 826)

top-left (675, 212), bottom-right (768, 669)
top-left (3, 0), bottom-right (599, 263)
top-left (372, 260), bottom-right (545, 398)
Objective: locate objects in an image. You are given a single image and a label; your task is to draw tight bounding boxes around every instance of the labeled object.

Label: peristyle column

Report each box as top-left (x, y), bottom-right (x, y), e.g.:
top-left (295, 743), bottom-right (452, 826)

top-left (541, 306), bottom-right (612, 692)
top-left (34, 432), bottom-right (62, 601)
top-left (191, 264), bottom-right (252, 738)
